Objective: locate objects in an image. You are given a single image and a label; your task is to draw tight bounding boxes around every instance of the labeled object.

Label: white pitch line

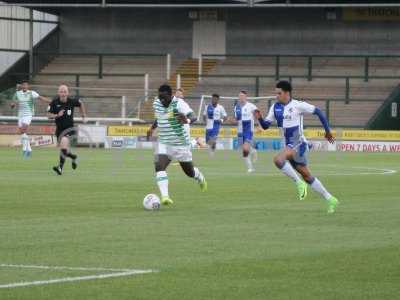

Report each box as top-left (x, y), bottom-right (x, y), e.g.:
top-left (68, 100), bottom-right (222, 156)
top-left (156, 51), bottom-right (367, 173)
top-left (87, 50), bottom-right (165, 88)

top-left (0, 263), bottom-right (132, 272)
top-left (201, 166), bottom-right (397, 177)
top-left (0, 270), bottom-right (155, 289)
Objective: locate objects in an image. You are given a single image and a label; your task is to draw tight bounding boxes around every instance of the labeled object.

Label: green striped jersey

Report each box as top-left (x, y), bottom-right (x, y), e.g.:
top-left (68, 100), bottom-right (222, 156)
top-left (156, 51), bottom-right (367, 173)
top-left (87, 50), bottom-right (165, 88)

top-left (13, 90), bottom-right (39, 117)
top-left (153, 97), bottom-right (193, 146)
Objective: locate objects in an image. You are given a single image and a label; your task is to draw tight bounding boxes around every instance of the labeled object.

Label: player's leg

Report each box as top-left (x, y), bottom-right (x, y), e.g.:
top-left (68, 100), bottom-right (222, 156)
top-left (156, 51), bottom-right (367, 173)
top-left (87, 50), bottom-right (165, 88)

top-left (294, 164), bottom-right (339, 214)
top-left (62, 130), bottom-right (78, 169)
top-left (240, 129), bottom-right (256, 173)
top-left (154, 143), bottom-right (173, 204)
top-left (206, 129), bottom-right (216, 157)
top-left (273, 147), bottom-right (307, 200)
top-left (18, 124), bottom-right (28, 156)
top-left (18, 118), bottom-right (31, 157)
top-left (175, 145), bottom-right (207, 192)
top-left (250, 145), bottom-right (257, 163)
top-left (53, 135), bottom-right (69, 175)
top-left (208, 137), bottom-right (217, 157)
top-left (179, 161), bottom-right (207, 192)
top-left (242, 141), bottom-right (254, 172)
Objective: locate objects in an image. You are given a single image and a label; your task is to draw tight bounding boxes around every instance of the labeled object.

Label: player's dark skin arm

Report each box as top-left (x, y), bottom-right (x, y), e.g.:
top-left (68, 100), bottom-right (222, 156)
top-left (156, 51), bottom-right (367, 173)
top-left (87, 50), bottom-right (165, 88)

top-left (147, 120), bottom-right (158, 141)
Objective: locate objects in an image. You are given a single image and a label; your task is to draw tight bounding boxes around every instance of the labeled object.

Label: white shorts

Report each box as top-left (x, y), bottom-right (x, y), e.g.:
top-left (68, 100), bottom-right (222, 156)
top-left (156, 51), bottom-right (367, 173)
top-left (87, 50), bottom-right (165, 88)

top-left (155, 143), bottom-right (192, 162)
top-left (18, 115), bottom-right (32, 127)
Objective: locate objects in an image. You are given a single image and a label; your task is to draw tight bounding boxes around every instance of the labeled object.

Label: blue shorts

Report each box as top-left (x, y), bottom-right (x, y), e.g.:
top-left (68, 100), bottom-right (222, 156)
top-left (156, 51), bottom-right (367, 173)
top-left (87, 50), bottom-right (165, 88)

top-left (206, 128), bottom-right (220, 143)
top-left (205, 122), bottom-right (221, 143)
top-left (238, 131), bottom-right (253, 145)
top-left (288, 142), bottom-right (309, 167)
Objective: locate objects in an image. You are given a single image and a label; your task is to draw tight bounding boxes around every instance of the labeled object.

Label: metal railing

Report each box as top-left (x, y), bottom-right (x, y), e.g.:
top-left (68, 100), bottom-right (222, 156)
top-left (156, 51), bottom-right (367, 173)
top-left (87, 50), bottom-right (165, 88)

top-left (0, 116), bottom-right (144, 125)
top-left (32, 52), bottom-right (172, 80)
top-left (183, 95), bottom-right (377, 129)
top-left (9, 72), bottom-right (151, 99)
top-left (179, 73), bottom-right (400, 102)
top-left (200, 54), bottom-right (400, 83)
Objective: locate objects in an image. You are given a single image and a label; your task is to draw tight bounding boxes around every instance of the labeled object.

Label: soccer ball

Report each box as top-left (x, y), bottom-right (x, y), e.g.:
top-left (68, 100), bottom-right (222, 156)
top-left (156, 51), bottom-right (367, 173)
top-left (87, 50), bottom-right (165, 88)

top-left (143, 194), bottom-right (161, 211)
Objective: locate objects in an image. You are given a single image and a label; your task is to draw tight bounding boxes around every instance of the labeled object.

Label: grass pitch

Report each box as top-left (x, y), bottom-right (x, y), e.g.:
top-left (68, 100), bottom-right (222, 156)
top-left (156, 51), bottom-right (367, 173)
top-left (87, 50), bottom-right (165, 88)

top-left (0, 147), bottom-right (399, 299)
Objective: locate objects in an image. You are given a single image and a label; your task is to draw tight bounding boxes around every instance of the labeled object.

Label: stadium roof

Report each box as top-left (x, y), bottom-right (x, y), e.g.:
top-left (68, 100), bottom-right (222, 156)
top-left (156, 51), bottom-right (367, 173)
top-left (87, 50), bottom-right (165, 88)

top-left (1, 0), bottom-right (400, 8)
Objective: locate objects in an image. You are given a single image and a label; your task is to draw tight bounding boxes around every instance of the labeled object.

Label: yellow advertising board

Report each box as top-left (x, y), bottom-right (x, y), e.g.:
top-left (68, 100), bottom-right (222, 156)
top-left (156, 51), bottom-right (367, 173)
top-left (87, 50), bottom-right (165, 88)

top-left (107, 126), bottom-right (148, 136)
top-left (341, 130), bottom-right (400, 141)
top-left (343, 8), bottom-right (400, 21)
top-left (107, 126), bottom-right (400, 141)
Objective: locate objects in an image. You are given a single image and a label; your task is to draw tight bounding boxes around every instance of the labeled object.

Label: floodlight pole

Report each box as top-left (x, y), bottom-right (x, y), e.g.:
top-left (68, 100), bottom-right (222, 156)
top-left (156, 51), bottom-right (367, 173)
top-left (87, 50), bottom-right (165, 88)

top-left (29, 8), bottom-right (34, 79)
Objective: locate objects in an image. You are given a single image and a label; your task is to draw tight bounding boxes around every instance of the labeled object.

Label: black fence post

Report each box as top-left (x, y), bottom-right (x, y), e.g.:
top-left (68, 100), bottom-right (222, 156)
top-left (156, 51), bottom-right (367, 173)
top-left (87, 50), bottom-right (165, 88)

top-left (98, 55), bottom-right (103, 79)
top-left (275, 55), bottom-right (280, 80)
top-left (325, 100), bottom-right (330, 124)
top-left (364, 57), bottom-right (369, 82)
top-left (345, 77), bottom-right (350, 104)
top-left (308, 56), bottom-right (313, 81)
top-left (255, 76), bottom-right (260, 97)
top-left (75, 75), bottom-right (80, 98)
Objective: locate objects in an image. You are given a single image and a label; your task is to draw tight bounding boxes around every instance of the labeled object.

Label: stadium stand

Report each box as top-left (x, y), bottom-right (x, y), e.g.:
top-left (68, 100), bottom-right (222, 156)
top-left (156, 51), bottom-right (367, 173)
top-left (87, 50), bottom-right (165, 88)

top-left (189, 56), bottom-right (400, 127)
top-left (1, 53), bottom-right (398, 127)
top-left (1, 54), bottom-right (180, 119)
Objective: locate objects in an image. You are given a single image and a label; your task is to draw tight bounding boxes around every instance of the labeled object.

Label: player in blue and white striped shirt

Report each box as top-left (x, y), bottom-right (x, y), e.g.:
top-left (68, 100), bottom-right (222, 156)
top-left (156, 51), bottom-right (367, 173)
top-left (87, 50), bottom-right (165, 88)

top-left (203, 94), bottom-right (227, 156)
top-left (234, 91), bottom-right (259, 173)
top-left (256, 81), bottom-right (338, 213)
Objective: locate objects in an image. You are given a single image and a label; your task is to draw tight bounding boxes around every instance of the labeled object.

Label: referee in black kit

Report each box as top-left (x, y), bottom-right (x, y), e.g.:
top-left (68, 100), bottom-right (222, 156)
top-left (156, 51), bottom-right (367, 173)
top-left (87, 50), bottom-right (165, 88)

top-left (47, 84), bottom-right (87, 175)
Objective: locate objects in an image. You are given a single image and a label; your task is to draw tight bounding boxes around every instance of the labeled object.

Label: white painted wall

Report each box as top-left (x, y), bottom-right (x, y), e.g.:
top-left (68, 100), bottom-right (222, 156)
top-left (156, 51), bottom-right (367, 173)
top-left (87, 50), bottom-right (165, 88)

top-left (0, 3), bottom-right (58, 75)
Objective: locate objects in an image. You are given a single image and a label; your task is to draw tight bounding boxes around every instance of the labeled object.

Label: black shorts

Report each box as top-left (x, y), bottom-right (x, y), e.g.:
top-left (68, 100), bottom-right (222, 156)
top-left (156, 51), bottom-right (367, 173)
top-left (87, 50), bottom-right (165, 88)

top-left (55, 127), bottom-right (76, 139)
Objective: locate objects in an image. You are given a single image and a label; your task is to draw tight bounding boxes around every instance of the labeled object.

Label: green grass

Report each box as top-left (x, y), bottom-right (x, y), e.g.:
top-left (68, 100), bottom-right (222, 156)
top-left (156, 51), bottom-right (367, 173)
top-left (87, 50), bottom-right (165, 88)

top-left (0, 147), bottom-right (399, 299)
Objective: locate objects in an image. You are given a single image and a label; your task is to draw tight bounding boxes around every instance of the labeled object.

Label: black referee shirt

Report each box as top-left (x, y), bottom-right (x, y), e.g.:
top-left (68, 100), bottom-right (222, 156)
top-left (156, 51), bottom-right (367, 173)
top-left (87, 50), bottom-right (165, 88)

top-left (48, 96), bottom-right (81, 131)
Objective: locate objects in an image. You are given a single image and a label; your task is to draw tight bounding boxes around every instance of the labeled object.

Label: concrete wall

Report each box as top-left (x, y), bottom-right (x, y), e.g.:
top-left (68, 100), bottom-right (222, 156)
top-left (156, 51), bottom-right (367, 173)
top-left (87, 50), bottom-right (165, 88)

top-left (226, 8), bottom-right (400, 55)
top-left (58, 8), bottom-right (400, 57)
top-left (59, 8), bottom-right (193, 57)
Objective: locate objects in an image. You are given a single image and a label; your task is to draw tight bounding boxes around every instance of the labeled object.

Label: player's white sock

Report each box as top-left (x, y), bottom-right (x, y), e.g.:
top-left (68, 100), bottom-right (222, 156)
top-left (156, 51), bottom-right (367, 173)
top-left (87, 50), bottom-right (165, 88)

top-left (250, 147), bottom-right (258, 162)
top-left (208, 146), bottom-right (215, 157)
top-left (310, 177), bottom-right (332, 201)
top-left (244, 156), bottom-right (254, 171)
top-left (156, 171), bottom-right (169, 198)
top-left (21, 133), bottom-right (28, 151)
top-left (26, 135), bottom-right (32, 152)
top-left (194, 167), bottom-right (204, 183)
top-left (280, 161), bottom-right (301, 183)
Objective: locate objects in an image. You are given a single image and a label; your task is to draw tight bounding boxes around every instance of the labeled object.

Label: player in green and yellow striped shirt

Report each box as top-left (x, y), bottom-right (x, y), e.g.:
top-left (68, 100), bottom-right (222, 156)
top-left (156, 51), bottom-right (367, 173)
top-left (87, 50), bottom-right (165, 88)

top-left (148, 84), bottom-right (207, 205)
top-left (10, 80), bottom-right (50, 157)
